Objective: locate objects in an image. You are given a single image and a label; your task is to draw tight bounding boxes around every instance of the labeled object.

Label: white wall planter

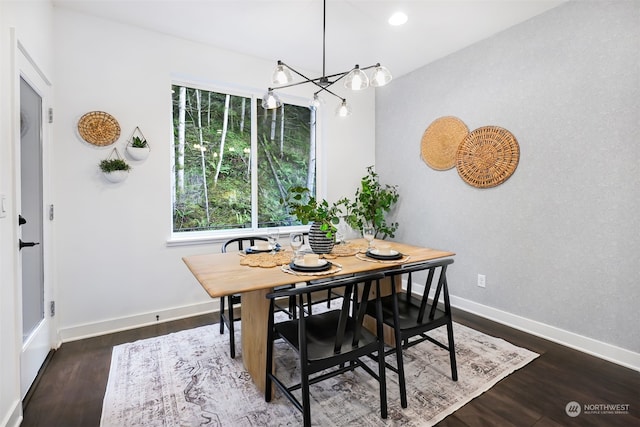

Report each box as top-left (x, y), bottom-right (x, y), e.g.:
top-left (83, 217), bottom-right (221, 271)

top-left (126, 145), bottom-right (150, 161)
top-left (103, 170), bottom-right (129, 183)
top-left (126, 126), bottom-right (150, 161)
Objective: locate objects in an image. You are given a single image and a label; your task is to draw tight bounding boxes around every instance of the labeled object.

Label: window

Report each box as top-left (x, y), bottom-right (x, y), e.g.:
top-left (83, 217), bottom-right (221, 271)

top-left (171, 83), bottom-right (316, 235)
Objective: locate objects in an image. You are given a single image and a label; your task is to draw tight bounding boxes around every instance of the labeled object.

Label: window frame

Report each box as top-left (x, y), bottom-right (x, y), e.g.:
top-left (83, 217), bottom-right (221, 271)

top-left (167, 78), bottom-right (319, 246)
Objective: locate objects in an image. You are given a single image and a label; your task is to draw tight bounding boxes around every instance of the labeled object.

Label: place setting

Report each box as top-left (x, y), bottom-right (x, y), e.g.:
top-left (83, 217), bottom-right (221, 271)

top-left (356, 226), bottom-right (411, 264)
top-left (239, 229), bottom-right (292, 268)
top-left (281, 233), bottom-right (343, 276)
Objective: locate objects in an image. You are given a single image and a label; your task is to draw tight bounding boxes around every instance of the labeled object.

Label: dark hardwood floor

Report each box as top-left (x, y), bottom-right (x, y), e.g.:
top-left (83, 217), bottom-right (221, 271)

top-left (22, 309), bottom-right (639, 427)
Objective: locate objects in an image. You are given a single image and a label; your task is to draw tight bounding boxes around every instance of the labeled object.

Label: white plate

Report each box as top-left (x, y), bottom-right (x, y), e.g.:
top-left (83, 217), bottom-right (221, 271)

top-left (293, 258), bottom-right (328, 268)
top-left (370, 248), bottom-right (399, 256)
top-left (250, 245), bottom-right (273, 251)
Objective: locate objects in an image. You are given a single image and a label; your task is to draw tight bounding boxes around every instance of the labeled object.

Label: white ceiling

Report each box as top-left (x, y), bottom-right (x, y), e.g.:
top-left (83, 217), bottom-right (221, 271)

top-left (53, 0), bottom-right (567, 79)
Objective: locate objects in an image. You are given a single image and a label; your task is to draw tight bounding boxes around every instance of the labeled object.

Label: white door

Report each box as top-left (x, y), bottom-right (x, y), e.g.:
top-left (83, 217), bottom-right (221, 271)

top-left (17, 42), bottom-right (54, 399)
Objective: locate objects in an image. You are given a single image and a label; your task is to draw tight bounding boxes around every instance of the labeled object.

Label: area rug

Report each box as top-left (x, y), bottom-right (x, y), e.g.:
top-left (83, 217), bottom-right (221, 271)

top-left (101, 308), bottom-right (538, 426)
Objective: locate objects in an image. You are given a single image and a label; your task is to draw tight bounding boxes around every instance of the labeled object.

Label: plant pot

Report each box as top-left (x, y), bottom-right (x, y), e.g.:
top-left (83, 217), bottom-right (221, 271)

top-left (126, 145), bottom-right (150, 161)
top-left (308, 222), bottom-right (335, 254)
top-left (103, 170), bottom-right (129, 183)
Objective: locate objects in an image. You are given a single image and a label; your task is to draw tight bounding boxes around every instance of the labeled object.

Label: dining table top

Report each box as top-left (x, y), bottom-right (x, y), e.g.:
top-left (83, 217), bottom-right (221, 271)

top-left (183, 239), bottom-right (455, 298)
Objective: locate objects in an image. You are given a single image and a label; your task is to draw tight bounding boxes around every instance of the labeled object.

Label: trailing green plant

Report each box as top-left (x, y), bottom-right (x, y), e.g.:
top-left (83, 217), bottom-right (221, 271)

top-left (343, 166), bottom-right (399, 239)
top-left (281, 186), bottom-right (344, 238)
top-left (99, 158), bottom-right (131, 173)
top-left (131, 136), bottom-right (148, 148)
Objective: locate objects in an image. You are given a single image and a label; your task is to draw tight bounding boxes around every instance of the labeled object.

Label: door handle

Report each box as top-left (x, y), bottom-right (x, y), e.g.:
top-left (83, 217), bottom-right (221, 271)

top-left (19, 239), bottom-right (40, 250)
top-left (19, 215), bottom-right (27, 225)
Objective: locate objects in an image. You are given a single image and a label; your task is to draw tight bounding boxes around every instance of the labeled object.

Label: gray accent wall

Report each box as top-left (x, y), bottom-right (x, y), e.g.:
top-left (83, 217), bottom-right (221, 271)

top-left (375, 0), bottom-right (639, 353)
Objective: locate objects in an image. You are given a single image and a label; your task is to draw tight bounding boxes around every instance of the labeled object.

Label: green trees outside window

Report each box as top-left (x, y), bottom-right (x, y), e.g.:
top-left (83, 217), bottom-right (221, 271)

top-left (171, 84), bottom-right (315, 233)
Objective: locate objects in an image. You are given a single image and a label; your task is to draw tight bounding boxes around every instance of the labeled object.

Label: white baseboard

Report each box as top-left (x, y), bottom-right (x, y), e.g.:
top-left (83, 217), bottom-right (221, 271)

top-left (56, 291), bottom-right (639, 373)
top-left (1, 398), bottom-right (22, 427)
top-left (451, 295), bottom-right (640, 372)
top-left (58, 300), bottom-right (218, 343)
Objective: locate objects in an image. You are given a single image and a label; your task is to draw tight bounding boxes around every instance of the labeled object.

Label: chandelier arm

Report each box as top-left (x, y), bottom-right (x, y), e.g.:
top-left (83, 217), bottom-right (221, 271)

top-left (313, 63), bottom-right (380, 86)
top-left (275, 62), bottom-right (337, 92)
top-left (313, 86), bottom-right (345, 102)
top-left (357, 63), bottom-right (381, 71)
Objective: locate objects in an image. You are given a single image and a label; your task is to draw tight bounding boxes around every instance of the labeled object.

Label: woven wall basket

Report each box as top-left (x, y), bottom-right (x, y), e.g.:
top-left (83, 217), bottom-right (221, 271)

top-left (77, 111), bottom-right (120, 146)
top-left (456, 126), bottom-right (520, 188)
top-left (420, 116), bottom-right (469, 170)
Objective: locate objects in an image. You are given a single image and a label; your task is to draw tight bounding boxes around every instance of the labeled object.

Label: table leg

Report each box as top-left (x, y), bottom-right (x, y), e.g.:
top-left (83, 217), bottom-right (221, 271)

top-left (364, 276), bottom-right (399, 346)
top-left (241, 287), bottom-right (273, 394)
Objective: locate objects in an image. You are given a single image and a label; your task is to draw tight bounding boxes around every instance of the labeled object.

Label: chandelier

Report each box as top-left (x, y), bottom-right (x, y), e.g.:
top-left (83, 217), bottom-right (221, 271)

top-left (261, 0), bottom-right (392, 117)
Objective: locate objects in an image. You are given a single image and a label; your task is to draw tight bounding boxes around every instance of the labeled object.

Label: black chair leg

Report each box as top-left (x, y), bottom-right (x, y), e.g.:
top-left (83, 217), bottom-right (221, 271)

top-left (301, 371), bottom-right (312, 427)
top-left (394, 335), bottom-right (408, 408)
top-left (265, 302), bottom-right (275, 402)
top-left (447, 321), bottom-right (458, 381)
top-left (227, 295), bottom-right (236, 359)
top-left (219, 297), bottom-right (225, 334)
top-left (289, 295), bottom-right (297, 319)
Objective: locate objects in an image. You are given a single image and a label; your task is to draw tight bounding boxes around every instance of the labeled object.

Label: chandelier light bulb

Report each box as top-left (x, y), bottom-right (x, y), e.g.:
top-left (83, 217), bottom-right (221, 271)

top-left (370, 64), bottom-right (393, 87)
top-left (261, 90), bottom-right (282, 109)
top-left (336, 100), bottom-right (352, 117)
top-left (344, 65), bottom-right (369, 90)
top-left (272, 61), bottom-right (293, 85)
top-left (309, 94), bottom-right (322, 109)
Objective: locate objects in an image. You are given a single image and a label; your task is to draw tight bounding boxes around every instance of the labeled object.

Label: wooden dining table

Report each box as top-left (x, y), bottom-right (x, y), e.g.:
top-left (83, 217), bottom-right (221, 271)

top-left (182, 238), bottom-right (454, 393)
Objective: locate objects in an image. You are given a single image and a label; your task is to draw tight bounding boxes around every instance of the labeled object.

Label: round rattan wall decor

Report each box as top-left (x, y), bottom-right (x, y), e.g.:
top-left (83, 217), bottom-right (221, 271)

top-left (456, 126), bottom-right (519, 188)
top-left (420, 116), bottom-right (469, 170)
top-left (77, 111), bottom-right (120, 146)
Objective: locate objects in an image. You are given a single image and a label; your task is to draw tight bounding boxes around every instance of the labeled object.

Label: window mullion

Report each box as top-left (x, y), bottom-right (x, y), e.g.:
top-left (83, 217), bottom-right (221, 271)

top-left (250, 95), bottom-right (259, 230)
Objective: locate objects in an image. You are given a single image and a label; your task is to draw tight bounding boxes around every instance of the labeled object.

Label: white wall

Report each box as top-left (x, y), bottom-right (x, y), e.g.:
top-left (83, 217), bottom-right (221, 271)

top-left (376, 0), bottom-right (640, 368)
top-left (1, 2), bottom-right (54, 426)
top-left (52, 8), bottom-right (376, 340)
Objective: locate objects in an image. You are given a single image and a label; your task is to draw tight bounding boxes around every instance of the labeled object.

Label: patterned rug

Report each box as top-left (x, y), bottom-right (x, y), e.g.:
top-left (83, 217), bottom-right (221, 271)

top-left (101, 307), bottom-right (538, 426)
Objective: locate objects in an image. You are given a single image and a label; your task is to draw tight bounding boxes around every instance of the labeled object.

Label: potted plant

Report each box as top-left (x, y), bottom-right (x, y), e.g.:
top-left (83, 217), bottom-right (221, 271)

top-left (99, 158), bottom-right (131, 183)
top-left (126, 135), bottom-right (150, 161)
top-left (282, 186), bottom-right (344, 254)
top-left (343, 166), bottom-right (399, 239)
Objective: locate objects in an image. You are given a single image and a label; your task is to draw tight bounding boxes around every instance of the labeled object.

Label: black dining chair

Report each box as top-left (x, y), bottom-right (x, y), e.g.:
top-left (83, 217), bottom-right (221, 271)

top-left (367, 258), bottom-right (457, 408)
top-left (220, 236), bottom-right (299, 358)
top-left (219, 236), bottom-right (270, 358)
top-left (265, 272), bottom-right (388, 427)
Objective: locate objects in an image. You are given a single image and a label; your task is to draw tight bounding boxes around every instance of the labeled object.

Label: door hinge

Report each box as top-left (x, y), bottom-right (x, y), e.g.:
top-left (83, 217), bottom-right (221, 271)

top-left (50, 300), bottom-right (55, 317)
top-left (49, 204), bottom-right (54, 221)
top-left (48, 107), bottom-right (53, 124)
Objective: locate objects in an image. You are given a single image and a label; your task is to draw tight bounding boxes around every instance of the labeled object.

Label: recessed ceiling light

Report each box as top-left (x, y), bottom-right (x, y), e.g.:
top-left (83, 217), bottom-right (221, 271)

top-left (389, 11), bottom-right (408, 26)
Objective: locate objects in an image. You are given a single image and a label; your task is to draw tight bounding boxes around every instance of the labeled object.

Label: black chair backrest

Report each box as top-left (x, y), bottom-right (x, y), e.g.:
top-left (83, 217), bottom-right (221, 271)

top-left (221, 236), bottom-right (268, 253)
top-left (386, 258), bottom-right (454, 321)
top-left (267, 271), bottom-right (385, 354)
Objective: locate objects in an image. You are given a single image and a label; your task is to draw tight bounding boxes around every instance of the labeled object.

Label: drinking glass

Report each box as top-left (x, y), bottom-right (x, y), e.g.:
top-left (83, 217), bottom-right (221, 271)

top-left (266, 228), bottom-right (280, 253)
top-left (362, 226), bottom-right (375, 249)
top-left (335, 222), bottom-right (346, 245)
top-left (289, 232), bottom-right (304, 261)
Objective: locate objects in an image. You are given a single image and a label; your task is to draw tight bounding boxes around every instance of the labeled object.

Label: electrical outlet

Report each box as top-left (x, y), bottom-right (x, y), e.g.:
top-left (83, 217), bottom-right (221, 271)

top-left (477, 274), bottom-right (486, 288)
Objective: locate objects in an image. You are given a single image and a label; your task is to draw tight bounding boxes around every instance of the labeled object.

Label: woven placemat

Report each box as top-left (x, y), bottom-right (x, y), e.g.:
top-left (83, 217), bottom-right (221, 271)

top-left (456, 126), bottom-right (520, 188)
top-left (421, 116), bottom-right (469, 170)
top-left (327, 243), bottom-right (365, 257)
top-left (281, 262), bottom-right (343, 276)
top-left (240, 251), bottom-right (291, 268)
top-left (77, 111), bottom-right (120, 146)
